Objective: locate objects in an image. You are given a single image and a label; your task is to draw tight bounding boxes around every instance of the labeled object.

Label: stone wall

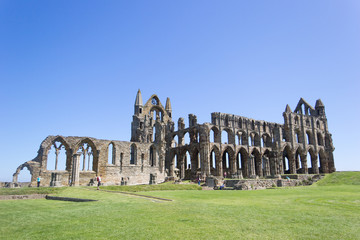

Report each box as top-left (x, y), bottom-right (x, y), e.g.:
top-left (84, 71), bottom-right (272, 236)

top-left (11, 92), bottom-right (334, 188)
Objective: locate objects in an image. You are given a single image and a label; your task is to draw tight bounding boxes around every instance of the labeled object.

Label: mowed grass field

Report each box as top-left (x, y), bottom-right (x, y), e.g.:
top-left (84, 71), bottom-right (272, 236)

top-left (0, 172), bottom-right (359, 240)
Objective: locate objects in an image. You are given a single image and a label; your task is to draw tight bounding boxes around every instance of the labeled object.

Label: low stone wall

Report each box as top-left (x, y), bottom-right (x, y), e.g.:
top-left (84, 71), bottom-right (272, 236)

top-left (0, 194), bottom-right (46, 200)
top-left (221, 174), bottom-right (324, 190)
top-left (280, 174), bottom-right (324, 181)
top-left (224, 178), bottom-right (312, 190)
top-left (225, 179), bottom-right (277, 190)
top-left (0, 182), bottom-right (31, 188)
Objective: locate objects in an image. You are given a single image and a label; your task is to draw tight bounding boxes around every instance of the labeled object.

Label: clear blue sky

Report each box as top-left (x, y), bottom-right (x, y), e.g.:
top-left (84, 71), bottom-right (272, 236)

top-left (0, 1), bottom-right (359, 181)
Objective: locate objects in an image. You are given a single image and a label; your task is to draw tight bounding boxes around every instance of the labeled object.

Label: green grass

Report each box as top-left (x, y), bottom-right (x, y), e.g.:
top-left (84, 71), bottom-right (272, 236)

top-left (100, 182), bottom-right (202, 192)
top-left (0, 172), bottom-right (359, 239)
top-left (316, 171), bottom-right (360, 186)
top-left (0, 186), bottom-right (65, 195)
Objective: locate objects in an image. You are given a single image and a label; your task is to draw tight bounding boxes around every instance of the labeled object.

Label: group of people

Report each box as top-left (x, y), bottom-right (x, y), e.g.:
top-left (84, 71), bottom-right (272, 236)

top-left (35, 175), bottom-right (102, 189)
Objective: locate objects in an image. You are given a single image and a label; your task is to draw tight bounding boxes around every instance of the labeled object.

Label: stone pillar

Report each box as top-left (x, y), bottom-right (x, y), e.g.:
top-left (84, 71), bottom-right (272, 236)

top-left (269, 157), bottom-right (275, 176)
top-left (289, 155), bottom-right (296, 174)
top-left (71, 153), bottom-right (81, 186)
top-left (263, 157), bottom-right (270, 177)
top-left (312, 156), bottom-right (319, 174)
top-left (200, 145), bottom-right (211, 178)
top-left (218, 155), bottom-right (223, 177)
top-left (169, 153), bottom-right (175, 177)
top-left (230, 154), bottom-right (237, 176)
top-left (278, 154), bottom-right (284, 174)
top-left (180, 156), bottom-right (185, 179)
top-left (248, 156), bottom-right (256, 178)
top-left (241, 154), bottom-right (248, 178)
top-left (82, 151), bottom-right (86, 171)
top-left (87, 152), bottom-right (91, 170)
top-left (55, 149), bottom-right (59, 170)
top-left (300, 155), bottom-right (308, 174)
top-left (256, 157), bottom-right (263, 177)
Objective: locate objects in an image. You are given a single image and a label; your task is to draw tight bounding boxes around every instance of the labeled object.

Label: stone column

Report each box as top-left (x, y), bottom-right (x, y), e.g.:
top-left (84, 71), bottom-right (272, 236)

top-left (218, 154), bottom-right (223, 177)
top-left (248, 156), bottom-right (256, 178)
top-left (200, 145), bottom-right (210, 178)
top-left (169, 153), bottom-right (175, 177)
top-left (71, 153), bottom-right (81, 186)
top-left (256, 157), bottom-right (263, 177)
top-left (300, 154), bottom-right (308, 174)
top-left (278, 154), bottom-right (284, 174)
top-left (180, 155), bottom-right (185, 179)
top-left (87, 152), bottom-right (92, 171)
top-left (55, 148), bottom-right (59, 170)
top-left (230, 154), bottom-right (237, 176)
top-left (312, 156), bottom-right (319, 174)
top-left (289, 155), bottom-right (296, 174)
top-left (82, 150), bottom-right (87, 171)
top-left (263, 156), bottom-right (270, 177)
top-left (241, 154), bottom-right (248, 178)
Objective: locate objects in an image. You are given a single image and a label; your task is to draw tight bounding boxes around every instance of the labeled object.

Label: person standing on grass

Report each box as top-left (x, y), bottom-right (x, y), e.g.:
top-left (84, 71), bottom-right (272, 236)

top-left (97, 175), bottom-right (102, 190)
top-left (37, 176), bottom-right (41, 187)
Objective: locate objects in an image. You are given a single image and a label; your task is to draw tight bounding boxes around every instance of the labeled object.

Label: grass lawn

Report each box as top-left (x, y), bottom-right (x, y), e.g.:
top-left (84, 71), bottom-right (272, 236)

top-left (0, 172), bottom-right (359, 240)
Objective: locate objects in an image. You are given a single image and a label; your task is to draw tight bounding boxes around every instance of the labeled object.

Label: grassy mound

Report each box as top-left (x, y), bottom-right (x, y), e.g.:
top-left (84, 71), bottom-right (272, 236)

top-left (316, 171), bottom-right (360, 186)
top-left (0, 187), bottom-right (65, 195)
top-left (100, 182), bottom-right (202, 192)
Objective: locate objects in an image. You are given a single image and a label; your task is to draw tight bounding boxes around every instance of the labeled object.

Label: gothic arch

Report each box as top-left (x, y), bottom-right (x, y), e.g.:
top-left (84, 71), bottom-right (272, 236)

top-left (107, 142), bottom-right (116, 165)
top-left (44, 136), bottom-right (71, 171)
top-left (210, 145), bottom-right (220, 176)
top-left (209, 126), bottom-right (220, 143)
top-left (251, 148), bottom-right (262, 176)
top-left (148, 94), bottom-right (161, 106)
top-left (222, 146), bottom-right (235, 177)
top-left (221, 128), bottom-right (234, 144)
top-left (317, 132), bottom-right (324, 146)
top-left (295, 129), bottom-right (302, 143)
top-left (149, 145), bottom-right (156, 167)
top-left (253, 133), bottom-right (261, 146)
top-left (282, 145), bottom-right (295, 174)
top-left (149, 106), bottom-right (165, 121)
top-left (74, 138), bottom-right (98, 172)
top-left (237, 147), bottom-right (249, 178)
top-left (13, 163), bottom-right (34, 183)
top-left (261, 133), bottom-right (272, 147)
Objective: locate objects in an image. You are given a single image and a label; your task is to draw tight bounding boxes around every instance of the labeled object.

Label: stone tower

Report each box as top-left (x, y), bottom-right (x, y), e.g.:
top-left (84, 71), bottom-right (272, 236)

top-left (131, 90), bottom-right (173, 143)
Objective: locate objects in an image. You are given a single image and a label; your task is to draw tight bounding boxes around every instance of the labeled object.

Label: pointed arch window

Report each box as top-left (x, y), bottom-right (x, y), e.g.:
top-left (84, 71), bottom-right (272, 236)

top-left (130, 144), bottom-right (137, 164)
top-left (150, 146), bottom-right (155, 166)
top-left (294, 117), bottom-right (299, 125)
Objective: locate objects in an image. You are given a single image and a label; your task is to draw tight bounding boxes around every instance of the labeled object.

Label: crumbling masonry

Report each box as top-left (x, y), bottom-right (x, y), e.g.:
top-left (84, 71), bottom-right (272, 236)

top-left (13, 90), bottom-right (335, 187)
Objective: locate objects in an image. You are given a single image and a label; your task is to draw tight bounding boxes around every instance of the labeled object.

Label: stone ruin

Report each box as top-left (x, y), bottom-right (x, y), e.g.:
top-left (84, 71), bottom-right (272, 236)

top-left (12, 90), bottom-right (335, 187)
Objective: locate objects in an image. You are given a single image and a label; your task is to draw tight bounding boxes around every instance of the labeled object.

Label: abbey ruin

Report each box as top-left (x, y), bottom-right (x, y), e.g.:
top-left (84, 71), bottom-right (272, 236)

top-left (13, 90), bottom-right (335, 187)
